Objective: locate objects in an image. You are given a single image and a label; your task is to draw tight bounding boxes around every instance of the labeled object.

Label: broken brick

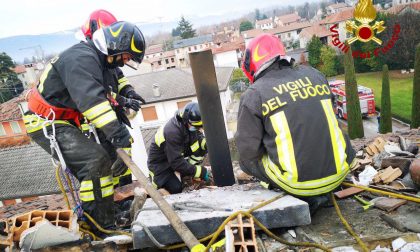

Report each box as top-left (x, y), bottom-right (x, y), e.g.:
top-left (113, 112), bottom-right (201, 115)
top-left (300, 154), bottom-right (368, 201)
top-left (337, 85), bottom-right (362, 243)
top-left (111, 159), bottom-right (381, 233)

top-left (374, 167), bottom-right (403, 184)
top-left (374, 198), bottom-right (407, 212)
top-left (334, 187), bottom-right (365, 198)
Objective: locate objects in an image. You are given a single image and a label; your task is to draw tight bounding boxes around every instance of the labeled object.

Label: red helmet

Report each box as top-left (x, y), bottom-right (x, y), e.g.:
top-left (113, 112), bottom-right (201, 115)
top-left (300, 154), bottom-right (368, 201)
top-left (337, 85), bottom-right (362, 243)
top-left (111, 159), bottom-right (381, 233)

top-left (242, 33), bottom-right (286, 83)
top-left (81, 9), bottom-right (117, 39)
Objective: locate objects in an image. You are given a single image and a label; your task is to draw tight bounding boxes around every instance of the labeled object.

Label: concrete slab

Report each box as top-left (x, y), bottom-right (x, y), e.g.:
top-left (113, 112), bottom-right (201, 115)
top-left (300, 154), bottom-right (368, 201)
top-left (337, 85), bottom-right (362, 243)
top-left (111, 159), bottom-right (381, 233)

top-left (132, 183), bottom-right (310, 249)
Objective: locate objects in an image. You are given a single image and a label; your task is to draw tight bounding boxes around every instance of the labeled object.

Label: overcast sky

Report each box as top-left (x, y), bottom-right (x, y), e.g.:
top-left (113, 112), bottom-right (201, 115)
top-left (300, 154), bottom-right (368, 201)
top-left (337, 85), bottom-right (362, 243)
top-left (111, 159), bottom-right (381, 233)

top-left (0, 0), bottom-right (318, 38)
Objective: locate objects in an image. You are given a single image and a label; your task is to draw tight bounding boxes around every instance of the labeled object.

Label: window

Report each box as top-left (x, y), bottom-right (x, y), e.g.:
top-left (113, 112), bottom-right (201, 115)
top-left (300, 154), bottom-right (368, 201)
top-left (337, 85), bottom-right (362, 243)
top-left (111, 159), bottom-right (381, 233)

top-left (141, 106), bottom-right (158, 121)
top-left (10, 121), bottom-right (22, 134)
top-left (177, 49), bottom-right (180, 53)
top-left (177, 100), bottom-right (192, 110)
top-left (165, 59), bottom-right (169, 64)
top-left (171, 58), bottom-right (175, 63)
top-left (188, 47), bottom-right (191, 52)
top-left (0, 124), bottom-right (6, 136)
top-left (194, 45), bottom-right (197, 50)
top-left (158, 61), bottom-right (162, 66)
top-left (288, 32), bottom-right (291, 38)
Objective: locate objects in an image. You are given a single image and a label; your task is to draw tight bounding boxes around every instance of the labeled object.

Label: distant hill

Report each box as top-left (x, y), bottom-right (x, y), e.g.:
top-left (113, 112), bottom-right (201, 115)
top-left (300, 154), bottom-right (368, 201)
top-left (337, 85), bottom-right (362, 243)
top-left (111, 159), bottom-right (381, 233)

top-left (0, 10), bottom-right (250, 63)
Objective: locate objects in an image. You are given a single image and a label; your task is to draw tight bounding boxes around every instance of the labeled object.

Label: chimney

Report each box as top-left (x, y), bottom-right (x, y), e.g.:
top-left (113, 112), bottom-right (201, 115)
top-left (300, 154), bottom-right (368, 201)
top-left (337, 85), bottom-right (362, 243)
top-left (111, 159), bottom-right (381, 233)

top-left (152, 83), bottom-right (161, 97)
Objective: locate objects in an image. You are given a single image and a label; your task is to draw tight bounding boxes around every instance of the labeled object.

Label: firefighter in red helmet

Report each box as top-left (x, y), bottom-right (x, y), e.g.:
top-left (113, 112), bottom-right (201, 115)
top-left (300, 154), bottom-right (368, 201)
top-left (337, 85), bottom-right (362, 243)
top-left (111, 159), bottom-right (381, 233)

top-left (79, 10), bottom-right (147, 188)
top-left (235, 33), bottom-right (355, 214)
top-left (24, 22), bottom-right (146, 231)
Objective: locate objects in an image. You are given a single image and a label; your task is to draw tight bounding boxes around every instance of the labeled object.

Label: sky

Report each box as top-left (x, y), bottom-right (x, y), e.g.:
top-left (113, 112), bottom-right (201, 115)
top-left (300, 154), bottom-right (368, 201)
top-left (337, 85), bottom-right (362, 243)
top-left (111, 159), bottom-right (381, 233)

top-left (0, 0), bottom-right (317, 38)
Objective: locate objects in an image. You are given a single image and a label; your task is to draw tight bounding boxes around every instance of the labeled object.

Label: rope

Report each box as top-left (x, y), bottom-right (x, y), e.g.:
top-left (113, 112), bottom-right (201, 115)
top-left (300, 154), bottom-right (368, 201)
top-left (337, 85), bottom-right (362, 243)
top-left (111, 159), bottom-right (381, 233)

top-left (342, 182), bottom-right (420, 203)
top-left (160, 193), bottom-right (331, 251)
top-left (331, 193), bottom-right (369, 252)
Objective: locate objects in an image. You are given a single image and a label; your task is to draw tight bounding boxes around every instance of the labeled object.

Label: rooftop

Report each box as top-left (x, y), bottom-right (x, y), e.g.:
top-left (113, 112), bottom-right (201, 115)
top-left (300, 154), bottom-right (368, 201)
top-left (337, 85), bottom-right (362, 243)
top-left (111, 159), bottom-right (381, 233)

top-left (128, 67), bottom-right (234, 104)
top-left (255, 18), bottom-right (273, 26)
top-left (172, 35), bottom-right (213, 49)
top-left (300, 24), bottom-right (334, 39)
top-left (0, 94), bottom-right (26, 122)
top-left (276, 13), bottom-right (301, 24)
top-left (327, 2), bottom-right (348, 10)
top-left (145, 44), bottom-right (164, 55)
top-left (386, 2), bottom-right (420, 14)
top-left (320, 7), bottom-right (354, 24)
top-left (242, 22), bottom-right (311, 39)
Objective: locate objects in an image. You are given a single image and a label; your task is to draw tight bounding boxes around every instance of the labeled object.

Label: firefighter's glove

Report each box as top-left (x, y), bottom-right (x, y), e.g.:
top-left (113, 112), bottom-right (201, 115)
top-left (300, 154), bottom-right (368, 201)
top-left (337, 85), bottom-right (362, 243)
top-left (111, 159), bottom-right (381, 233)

top-left (126, 90), bottom-right (146, 104)
top-left (195, 166), bottom-right (210, 182)
top-left (117, 95), bottom-right (141, 112)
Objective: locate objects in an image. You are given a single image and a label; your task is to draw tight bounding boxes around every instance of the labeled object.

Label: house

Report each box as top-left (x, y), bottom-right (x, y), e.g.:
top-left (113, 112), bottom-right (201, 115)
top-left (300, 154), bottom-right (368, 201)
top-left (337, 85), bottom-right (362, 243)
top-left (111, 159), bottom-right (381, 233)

top-left (274, 13), bottom-right (301, 27)
top-left (299, 23), bottom-right (334, 49)
top-left (387, 1), bottom-right (420, 14)
top-left (320, 8), bottom-right (355, 46)
top-left (120, 60), bottom-right (153, 77)
top-left (0, 95), bottom-right (30, 148)
top-left (212, 39), bottom-right (245, 67)
top-left (345, 0), bottom-right (359, 7)
top-left (392, 0), bottom-right (420, 6)
top-left (126, 67), bottom-right (234, 173)
top-left (326, 3), bottom-right (349, 15)
top-left (255, 18), bottom-right (275, 30)
top-left (173, 35), bottom-right (213, 68)
top-left (242, 22), bottom-right (311, 49)
top-left (148, 50), bottom-right (177, 72)
top-left (144, 44), bottom-right (164, 60)
top-left (13, 63), bottom-right (43, 89)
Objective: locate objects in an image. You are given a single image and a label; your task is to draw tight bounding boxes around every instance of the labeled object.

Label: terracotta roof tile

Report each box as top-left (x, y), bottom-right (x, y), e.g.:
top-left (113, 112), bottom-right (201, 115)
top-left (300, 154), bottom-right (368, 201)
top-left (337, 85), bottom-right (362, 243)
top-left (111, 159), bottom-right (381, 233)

top-left (320, 8), bottom-right (354, 24)
top-left (0, 95), bottom-right (25, 122)
top-left (145, 44), bottom-right (164, 55)
top-left (300, 24), bottom-right (334, 39)
top-left (386, 2), bottom-right (420, 14)
top-left (13, 65), bottom-right (26, 74)
top-left (256, 18), bottom-right (273, 26)
top-left (276, 13), bottom-right (301, 24)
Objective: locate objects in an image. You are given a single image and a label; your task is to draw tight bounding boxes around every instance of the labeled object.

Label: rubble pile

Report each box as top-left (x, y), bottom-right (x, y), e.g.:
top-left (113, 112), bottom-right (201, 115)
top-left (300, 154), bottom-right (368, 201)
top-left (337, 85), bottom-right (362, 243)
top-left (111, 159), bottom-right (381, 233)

top-left (350, 128), bottom-right (420, 191)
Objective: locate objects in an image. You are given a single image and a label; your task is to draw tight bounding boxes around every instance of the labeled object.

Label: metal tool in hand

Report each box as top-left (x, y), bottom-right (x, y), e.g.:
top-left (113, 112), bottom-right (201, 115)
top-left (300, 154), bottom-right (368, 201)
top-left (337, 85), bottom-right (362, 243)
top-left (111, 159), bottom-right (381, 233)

top-left (88, 123), bottom-right (100, 144)
top-left (354, 195), bottom-right (374, 211)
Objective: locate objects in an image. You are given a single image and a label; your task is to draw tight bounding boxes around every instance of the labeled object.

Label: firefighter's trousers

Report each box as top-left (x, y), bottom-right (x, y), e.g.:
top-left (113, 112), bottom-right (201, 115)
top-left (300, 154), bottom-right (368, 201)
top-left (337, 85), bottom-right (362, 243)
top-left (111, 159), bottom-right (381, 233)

top-left (29, 125), bottom-right (115, 228)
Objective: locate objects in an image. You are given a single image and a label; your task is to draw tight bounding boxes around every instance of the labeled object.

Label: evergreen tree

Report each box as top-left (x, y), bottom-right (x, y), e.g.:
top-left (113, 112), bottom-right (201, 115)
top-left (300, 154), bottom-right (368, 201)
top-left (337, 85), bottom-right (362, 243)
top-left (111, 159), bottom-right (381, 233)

top-left (255, 9), bottom-right (261, 20)
top-left (319, 45), bottom-right (337, 77)
top-left (0, 52), bottom-right (22, 103)
top-left (307, 36), bottom-right (323, 68)
top-left (380, 64), bottom-right (392, 133)
top-left (239, 21), bottom-right (254, 32)
top-left (177, 16), bottom-right (196, 39)
top-left (344, 46), bottom-right (364, 139)
top-left (412, 43), bottom-right (420, 128)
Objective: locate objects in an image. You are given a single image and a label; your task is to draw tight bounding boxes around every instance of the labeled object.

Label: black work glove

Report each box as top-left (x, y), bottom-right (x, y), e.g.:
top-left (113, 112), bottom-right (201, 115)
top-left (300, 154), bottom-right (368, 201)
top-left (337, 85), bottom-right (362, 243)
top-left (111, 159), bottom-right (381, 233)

top-left (126, 89), bottom-right (146, 104)
top-left (116, 95), bottom-right (141, 111)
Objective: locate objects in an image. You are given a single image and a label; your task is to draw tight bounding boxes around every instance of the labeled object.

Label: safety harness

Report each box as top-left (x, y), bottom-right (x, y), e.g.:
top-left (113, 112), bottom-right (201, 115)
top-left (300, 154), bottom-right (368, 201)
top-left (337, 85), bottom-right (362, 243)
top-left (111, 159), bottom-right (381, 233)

top-left (27, 87), bottom-right (83, 127)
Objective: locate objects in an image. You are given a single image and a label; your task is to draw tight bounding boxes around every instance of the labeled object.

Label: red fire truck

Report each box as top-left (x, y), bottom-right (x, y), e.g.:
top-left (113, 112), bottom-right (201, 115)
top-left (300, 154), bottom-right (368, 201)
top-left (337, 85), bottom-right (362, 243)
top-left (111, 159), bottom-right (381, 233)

top-left (329, 80), bottom-right (376, 120)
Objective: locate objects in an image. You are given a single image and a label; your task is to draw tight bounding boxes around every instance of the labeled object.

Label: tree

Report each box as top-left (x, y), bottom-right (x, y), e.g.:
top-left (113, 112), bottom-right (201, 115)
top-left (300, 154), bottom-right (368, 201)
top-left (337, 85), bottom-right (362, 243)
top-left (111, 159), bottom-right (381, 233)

top-left (171, 26), bottom-right (181, 37)
top-left (319, 46), bottom-right (337, 77)
top-left (307, 36), bottom-right (323, 68)
top-left (0, 52), bottom-right (23, 103)
top-left (255, 9), bottom-right (261, 20)
top-left (412, 43), bottom-right (420, 128)
top-left (380, 64), bottom-right (392, 133)
top-left (239, 21), bottom-right (254, 32)
top-left (344, 46), bottom-right (364, 139)
top-left (177, 16), bottom-right (196, 39)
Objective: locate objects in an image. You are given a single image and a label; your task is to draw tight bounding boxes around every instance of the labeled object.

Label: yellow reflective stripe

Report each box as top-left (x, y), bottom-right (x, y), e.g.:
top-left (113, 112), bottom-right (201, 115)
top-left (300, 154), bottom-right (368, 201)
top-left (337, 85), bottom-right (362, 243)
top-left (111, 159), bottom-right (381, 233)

top-left (81, 123), bottom-right (90, 131)
top-left (82, 101), bottom-right (112, 121)
top-left (118, 77), bottom-right (130, 92)
top-left (100, 176), bottom-right (113, 188)
top-left (122, 147), bottom-right (132, 156)
top-left (321, 99), bottom-right (349, 175)
top-left (111, 92), bottom-right (117, 99)
top-left (155, 127), bottom-right (165, 147)
top-left (190, 141), bottom-right (200, 152)
top-left (262, 155), bottom-right (348, 196)
top-left (23, 115), bottom-right (72, 133)
top-left (101, 185), bottom-right (114, 198)
top-left (80, 191), bottom-right (95, 202)
top-left (38, 62), bottom-right (53, 93)
top-left (91, 111), bottom-right (117, 128)
top-left (149, 171), bottom-right (158, 188)
top-left (121, 168), bottom-right (132, 176)
top-left (131, 35), bottom-right (143, 53)
top-left (191, 155), bottom-right (204, 161)
top-left (113, 177), bottom-right (120, 186)
top-left (80, 180), bottom-right (93, 192)
top-left (194, 165), bottom-right (202, 178)
top-left (201, 138), bottom-right (206, 150)
top-left (191, 121), bottom-right (203, 126)
top-left (270, 111), bottom-right (298, 182)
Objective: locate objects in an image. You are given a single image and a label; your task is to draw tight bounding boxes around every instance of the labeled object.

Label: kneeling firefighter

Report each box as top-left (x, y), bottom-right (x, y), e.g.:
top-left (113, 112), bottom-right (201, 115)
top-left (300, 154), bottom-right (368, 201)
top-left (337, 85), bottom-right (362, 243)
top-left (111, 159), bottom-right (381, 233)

top-left (148, 102), bottom-right (210, 194)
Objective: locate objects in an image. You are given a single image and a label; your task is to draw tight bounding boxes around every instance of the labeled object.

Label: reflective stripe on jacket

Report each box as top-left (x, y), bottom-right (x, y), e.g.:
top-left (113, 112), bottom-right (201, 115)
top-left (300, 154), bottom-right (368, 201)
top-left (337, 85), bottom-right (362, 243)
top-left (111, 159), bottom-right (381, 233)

top-left (235, 63), bottom-right (355, 196)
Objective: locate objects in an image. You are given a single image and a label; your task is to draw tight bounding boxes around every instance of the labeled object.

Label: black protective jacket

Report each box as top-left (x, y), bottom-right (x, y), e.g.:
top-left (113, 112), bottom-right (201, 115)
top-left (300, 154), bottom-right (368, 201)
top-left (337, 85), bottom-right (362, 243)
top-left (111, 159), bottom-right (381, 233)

top-left (235, 62), bottom-right (355, 196)
top-left (26, 42), bottom-right (130, 148)
top-left (148, 115), bottom-right (207, 184)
